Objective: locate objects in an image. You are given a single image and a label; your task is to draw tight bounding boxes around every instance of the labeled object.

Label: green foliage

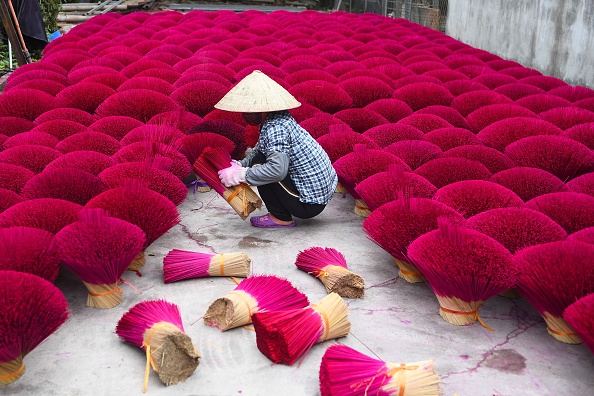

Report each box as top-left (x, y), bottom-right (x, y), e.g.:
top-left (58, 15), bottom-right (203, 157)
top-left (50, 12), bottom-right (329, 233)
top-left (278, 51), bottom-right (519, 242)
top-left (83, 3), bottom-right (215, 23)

top-left (38, 0), bottom-right (63, 35)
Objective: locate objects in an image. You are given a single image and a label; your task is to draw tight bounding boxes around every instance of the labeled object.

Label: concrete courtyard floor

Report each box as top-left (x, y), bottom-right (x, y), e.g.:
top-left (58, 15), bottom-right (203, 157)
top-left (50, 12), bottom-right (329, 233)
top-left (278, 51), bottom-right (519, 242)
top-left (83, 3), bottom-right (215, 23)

top-left (3, 188), bottom-right (594, 396)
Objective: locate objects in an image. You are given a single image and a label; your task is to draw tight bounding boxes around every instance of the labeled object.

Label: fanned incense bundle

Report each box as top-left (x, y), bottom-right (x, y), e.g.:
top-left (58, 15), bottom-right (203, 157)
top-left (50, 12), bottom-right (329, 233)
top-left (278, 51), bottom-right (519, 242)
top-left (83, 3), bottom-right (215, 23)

top-left (252, 292), bottom-right (351, 365)
top-left (163, 249), bottom-right (251, 283)
top-left (0, 270), bottom-right (69, 386)
top-left (116, 300), bottom-right (200, 392)
top-left (563, 294), bottom-right (594, 354)
top-left (193, 146), bottom-right (262, 220)
top-left (204, 275), bottom-right (309, 331)
top-left (515, 241), bottom-right (594, 344)
top-left (408, 221), bottom-right (517, 328)
top-left (0, 227), bottom-right (60, 282)
top-left (319, 345), bottom-right (440, 396)
top-left (333, 144), bottom-right (410, 217)
top-left (53, 209), bottom-right (145, 308)
top-left (85, 181), bottom-right (180, 272)
top-left (295, 247), bottom-right (365, 299)
top-left (363, 197), bottom-right (465, 283)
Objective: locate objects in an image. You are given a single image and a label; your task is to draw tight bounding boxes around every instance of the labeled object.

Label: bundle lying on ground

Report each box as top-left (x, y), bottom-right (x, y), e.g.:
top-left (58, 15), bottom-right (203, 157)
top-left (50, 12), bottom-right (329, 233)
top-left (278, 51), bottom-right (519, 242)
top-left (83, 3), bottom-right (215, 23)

top-left (319, 345), bottom-right (440, 396)
top-left (53, 209), bottom-right (145, 308)
top-left (0, 270), bottom-right (69, 386)
top-left (0, 227), bottom-right (60, 282)
top-left (295, 247), bottom-right (365, 298)
top-left (515, 241), bottom-right (594, 344)
top-left (193, 146), bottom-right (262, 220)
top-left (333, 144), bottom-right (410, 217)
top-left (163, 249), bottom-right (251, 283)
top-left (85, 181), bottom-right (180, 272)
top-left (252, 292), bottom-right (350, 365)
top-left (563, 294), bottom-right (594, 354)
top-left (363, 197), bottom-right (465, 283)
top-left (203, 275), bottom-right (309, 331)
top-left (116, 300), bottom-right (200, 392)
top-left (408, 220), bottom-right (516, 328)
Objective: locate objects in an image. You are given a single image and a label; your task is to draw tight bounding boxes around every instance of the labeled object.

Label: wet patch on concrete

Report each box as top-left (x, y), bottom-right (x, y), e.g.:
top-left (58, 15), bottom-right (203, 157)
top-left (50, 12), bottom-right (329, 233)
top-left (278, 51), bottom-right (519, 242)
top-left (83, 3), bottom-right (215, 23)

top-left (484, 349), bottom-right (526, 374)
top-left (238, 236), bottom-right (276, 248)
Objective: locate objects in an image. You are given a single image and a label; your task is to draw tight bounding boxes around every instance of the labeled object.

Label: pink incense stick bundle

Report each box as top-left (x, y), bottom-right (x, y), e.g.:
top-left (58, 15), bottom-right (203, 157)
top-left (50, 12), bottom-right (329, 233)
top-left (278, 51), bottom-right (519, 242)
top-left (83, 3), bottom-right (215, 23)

top-left (408, 220), bottom-right (517, 329)
top-left (319, 345), bottom-right (440, 396)
top-left (116, 300), bottom-right (200, 392)
top-left (252, 292), bottom-right (351, 366)
top-left (193, 146), bottom-right (262, 220)
top-left (85, 180), bottom-right (180, 272)
top-left (333, 144), bottom-right (411, 217)
top-left (363, 197), bottom-right (465, 283)
top-left (204, 275), bottom-right (309, 331)
top-left (0, 188), bottom-right (22, 214)
top-left (99, 161), bottom-right (188, 206)
top-left (163, 249), bottom-right (251, 283)
top-left (355, 164), bottom-right (437, 211)
top-left (0, 226), bottom-right (60, 282)
top-left (52, 208), bottom-right (145, 308)
top-left (295, 247), bottom-right (365, 299)
top-left (0, 198), bottom-right (82, 234)
top-left (563, 294), bottom-right (594, 354)
top-left (20, 168), bottom-right (107, 206)
top-left (0, 270), bottom-right (69, 386)
top-left (514, 241), bottom-right (594, 344)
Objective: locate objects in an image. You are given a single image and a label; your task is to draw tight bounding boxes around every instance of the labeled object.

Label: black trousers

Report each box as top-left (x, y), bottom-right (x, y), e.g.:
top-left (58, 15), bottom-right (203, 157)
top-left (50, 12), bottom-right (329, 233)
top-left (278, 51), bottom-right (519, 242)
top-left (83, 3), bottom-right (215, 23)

top-left (250, 152), bottom-right (326, 222)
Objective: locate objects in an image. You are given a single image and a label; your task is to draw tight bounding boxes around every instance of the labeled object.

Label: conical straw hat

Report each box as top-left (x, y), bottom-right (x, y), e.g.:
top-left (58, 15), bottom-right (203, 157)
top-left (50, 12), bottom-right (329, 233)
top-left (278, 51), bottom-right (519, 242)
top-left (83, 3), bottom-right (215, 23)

top-left (215, 70), bottom-right (301, 112)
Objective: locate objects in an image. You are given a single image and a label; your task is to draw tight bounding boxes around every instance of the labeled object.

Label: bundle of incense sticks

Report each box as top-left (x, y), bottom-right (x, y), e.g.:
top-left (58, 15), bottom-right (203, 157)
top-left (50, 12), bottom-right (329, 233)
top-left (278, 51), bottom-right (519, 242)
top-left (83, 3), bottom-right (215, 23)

top-left (163, 249), bottom-right (251, 283)
top-left (203, 275), bottom-right (309, 331)
top-left (295, 247), bottom-right (365, 298)
top-left (320, 345), bottom-right (440, 396)
top-left (193, 146), bottom-right (261, 220)
top-left (252, 292), bottom-right (351, 365)
top-left (116, 300), bottom-right (200, 392)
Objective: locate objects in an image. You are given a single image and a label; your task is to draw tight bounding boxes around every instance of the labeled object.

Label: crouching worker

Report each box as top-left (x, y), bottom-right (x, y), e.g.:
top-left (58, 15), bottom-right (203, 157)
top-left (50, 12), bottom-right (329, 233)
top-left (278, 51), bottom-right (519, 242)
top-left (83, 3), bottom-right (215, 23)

top-left (215, 70), bottom-right (338, 228)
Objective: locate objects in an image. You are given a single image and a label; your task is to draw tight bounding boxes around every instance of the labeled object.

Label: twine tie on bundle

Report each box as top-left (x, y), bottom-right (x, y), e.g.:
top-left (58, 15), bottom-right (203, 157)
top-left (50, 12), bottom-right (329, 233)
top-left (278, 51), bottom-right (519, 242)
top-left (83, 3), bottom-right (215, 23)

top-left (311, 304), bottom-right (330, 341)
top-left (141, 323), bottom-right (180, 393)
top-left (88, 285), bottom-right (122, 297)
top-left (219, 254), bottom-right (225, 277)
top-left (399, 269), bottom-right (420, 276)
top-left (440, 307), bottom-right (494, 331)
top-left (350, 363), bottom-right (419, 396)
top-left (0, 362), bottom-right (24, 380)
top-left (190, 179), bottom-right (209, 195)
top-left (386, 363), bottom-right (420, 396)
top-left (225, 184), bottom-right (248, 217)
top-left (547, 327), bottom-right (578, 336)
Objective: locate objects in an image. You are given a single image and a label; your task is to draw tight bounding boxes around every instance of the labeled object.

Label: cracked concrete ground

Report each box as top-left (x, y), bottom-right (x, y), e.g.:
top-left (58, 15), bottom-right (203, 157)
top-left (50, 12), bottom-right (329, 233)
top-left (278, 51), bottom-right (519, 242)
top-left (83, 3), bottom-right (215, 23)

top-left (3, 188), bottom-right (594, 396)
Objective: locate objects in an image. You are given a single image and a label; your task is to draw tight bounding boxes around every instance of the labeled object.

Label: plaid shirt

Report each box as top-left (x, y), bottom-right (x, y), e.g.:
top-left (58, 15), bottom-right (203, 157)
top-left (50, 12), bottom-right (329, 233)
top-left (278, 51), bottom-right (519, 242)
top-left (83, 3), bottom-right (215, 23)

top-left (254, 111), bottom-right (337, 205)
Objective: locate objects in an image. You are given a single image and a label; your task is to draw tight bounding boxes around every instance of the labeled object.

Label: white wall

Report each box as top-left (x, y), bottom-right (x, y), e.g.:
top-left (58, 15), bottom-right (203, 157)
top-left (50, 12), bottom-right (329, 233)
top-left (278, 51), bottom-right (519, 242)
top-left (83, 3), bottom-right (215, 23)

top-left (446, 0), bottom-right (594, 88)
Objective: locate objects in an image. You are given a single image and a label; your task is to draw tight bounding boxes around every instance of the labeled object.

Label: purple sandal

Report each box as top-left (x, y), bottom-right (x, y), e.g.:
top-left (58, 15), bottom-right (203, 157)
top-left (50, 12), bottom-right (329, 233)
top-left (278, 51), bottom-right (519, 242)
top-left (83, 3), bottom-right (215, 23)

top-left (250, 214), bottom-right (295, 228)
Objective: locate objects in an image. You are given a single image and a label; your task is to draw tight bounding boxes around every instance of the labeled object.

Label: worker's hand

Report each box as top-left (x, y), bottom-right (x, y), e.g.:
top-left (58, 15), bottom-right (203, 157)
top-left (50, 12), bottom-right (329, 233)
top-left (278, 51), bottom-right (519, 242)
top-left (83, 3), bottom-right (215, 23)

top-left (218, 162), bottom-right (247, 187)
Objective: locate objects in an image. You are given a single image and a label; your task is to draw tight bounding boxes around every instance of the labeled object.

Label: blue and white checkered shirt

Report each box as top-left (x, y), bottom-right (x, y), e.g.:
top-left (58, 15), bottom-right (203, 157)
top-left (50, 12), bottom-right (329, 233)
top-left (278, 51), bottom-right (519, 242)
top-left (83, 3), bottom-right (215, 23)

top-left (253, 111), bottom-right (338, 205)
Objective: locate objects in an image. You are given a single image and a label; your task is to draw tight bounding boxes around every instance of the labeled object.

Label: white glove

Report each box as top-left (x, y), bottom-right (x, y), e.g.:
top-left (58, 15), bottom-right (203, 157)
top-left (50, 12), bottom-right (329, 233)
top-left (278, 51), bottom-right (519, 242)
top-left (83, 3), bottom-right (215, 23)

top-left (218, 162), bottom-right (247, 187)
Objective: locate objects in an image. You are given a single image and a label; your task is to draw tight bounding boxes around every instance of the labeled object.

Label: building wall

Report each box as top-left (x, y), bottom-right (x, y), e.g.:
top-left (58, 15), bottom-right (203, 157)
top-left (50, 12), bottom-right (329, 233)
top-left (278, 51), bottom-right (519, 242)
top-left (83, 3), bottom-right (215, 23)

top-left (446, 0), bottom-right (594, 88)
